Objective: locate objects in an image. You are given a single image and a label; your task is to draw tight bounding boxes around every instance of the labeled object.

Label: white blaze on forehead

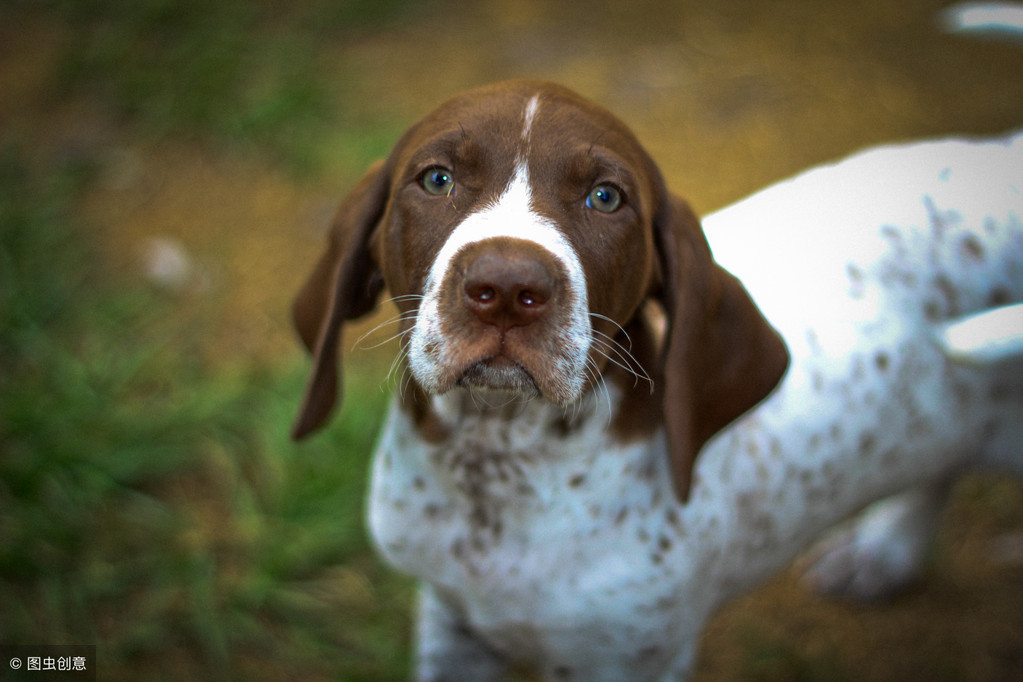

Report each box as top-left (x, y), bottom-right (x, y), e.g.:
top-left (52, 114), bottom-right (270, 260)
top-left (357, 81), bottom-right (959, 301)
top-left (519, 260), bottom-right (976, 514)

top-left (521, 94), bottom-right (541, 143)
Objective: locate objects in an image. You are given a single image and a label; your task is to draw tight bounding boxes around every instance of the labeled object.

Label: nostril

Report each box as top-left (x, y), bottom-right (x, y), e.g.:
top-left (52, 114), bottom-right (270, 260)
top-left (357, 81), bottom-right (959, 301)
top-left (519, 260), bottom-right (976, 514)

top-left (517, 289), bottom-right (547, 308)
top-left (468, 285), bottom-right (497, 304)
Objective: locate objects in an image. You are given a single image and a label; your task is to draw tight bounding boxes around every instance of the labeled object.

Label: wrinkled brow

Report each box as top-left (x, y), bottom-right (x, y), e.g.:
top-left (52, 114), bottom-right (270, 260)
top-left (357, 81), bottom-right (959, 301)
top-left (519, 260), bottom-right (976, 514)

top-left (557, 145), bottom-right (638, 194)
top-left (405, 133), bottom-right (464, 169)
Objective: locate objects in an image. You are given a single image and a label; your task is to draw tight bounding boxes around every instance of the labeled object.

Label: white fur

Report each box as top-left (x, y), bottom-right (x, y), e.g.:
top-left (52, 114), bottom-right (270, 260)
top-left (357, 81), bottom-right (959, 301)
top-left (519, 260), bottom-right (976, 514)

top-left (370, 131), bottom-right (1023, 681)
top-left (521, 94), bottom-right (541, 142)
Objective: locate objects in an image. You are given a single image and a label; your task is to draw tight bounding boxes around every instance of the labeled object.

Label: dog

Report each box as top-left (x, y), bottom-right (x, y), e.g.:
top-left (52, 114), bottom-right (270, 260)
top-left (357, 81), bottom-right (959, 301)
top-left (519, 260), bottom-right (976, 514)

top-left (290, 80), bottom-right (1023, 681)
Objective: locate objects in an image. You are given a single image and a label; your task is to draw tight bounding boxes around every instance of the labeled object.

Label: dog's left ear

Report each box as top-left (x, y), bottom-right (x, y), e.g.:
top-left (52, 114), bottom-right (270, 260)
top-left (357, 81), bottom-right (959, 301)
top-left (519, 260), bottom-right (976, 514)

top-left (291, 161), bottom-right (389, 440)
top-left (653, 193), bottom-right (789, 502)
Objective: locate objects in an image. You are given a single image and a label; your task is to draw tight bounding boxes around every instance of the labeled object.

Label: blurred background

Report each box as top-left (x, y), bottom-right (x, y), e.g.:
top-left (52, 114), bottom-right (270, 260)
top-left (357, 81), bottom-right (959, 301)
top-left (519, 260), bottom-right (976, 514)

top-left (2, 0), bottom-right (1022, 679)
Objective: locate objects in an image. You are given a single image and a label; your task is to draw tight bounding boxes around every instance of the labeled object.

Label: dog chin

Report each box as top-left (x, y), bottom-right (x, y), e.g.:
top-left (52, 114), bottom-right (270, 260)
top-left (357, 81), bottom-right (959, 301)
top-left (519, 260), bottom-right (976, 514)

top-left (456, 358), bottom-right (541, 398)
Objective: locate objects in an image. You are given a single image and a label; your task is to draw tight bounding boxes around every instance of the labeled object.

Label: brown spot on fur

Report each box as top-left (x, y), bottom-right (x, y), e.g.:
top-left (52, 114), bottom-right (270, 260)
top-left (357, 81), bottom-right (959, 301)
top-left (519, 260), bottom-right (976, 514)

top-left (874, 351), bottom-right (890, 373)
top-left (846, 263), bottom-right (866, 298)
top-left (960, 233), bottom-right (985, 262)
top-left (989, 384), bottom-right (1013, 402)
top-left (859, 432), bottom-right (877, 458)
top-left (551, 413), bottom-right (584, 437)
top-left (638, 645), bottom-right (662, 661)
top-left (829, 422), bottom-right (843, 441)
top-left (808, 432), bottom-right (823, 451)
top-left (933, 274), bottom-right (959, 316)
top-left (553, 665), bottom-right (573, 679)
top-left (924, 195), bottom-right (959, 236)
top-left (665, 507), bottom-right (680, 528)
top-left (988, 287), bottom-right (1012, 307)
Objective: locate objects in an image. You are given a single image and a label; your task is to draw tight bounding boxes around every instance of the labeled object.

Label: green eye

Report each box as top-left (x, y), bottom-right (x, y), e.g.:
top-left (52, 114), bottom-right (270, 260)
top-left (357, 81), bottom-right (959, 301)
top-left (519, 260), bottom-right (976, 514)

top-left (586, 184), bottom-right (623, 213)
top-left (421, 167), bottom-right (455, 196)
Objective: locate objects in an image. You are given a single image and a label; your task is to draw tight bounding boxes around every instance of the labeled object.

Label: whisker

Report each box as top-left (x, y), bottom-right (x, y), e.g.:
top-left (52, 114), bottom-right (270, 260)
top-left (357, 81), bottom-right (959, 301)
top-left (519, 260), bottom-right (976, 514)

top-left (589, 334), bottom-right (654, 392)
top-left (386, 293), bottom-right (426, 304)
top-left (399, 364), bottom-right (417, 402)
top-left (474, 385), bottom-right (521, 411)
top-left (590, 333), bottom-right (637, 372)
top-left (585, 356), bottom-right (613, 426)
top-left (387, 344), bottom-right (412, 387)
top-left (589, 312), bottom-right (634, 350)
top-left (354, 293), bottom-right (424, 348)
top-left (362, 323), bottom-right (417, 351)
top-left (377, 293), bottom-right (426, 311)
top-left (354, 310), bottom-right (419, 350)
top-left (588, 312), bottom-right (655, 391)
top-left (467, 384), bottom-right (487, 411)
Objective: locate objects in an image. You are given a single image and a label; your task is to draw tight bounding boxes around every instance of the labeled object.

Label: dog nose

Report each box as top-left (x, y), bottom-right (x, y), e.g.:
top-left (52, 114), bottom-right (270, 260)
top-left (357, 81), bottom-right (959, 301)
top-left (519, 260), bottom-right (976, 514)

top-left (463, 251), bottom-right (554, 328)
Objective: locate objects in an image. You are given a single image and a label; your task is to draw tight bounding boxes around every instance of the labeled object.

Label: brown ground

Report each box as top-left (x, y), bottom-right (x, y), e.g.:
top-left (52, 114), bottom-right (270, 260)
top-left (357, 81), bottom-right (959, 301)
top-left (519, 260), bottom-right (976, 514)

top-left (4, 0), bottom-right (1023, 679)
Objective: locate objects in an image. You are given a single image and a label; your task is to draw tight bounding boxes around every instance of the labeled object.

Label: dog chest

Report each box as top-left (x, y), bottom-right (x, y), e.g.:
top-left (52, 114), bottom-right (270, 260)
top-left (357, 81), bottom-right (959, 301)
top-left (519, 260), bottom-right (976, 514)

top-left (365, 396), bottom-right (705, 653)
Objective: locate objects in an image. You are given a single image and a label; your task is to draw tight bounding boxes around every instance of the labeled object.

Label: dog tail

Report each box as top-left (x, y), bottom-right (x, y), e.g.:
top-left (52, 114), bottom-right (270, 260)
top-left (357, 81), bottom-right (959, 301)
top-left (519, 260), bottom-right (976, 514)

top-left (940, 2), bottom-right (1023, 41)
top-left (938, 303), bottom-right (1023, 364)
top-left (935, 8), bottom-right (1023, 361)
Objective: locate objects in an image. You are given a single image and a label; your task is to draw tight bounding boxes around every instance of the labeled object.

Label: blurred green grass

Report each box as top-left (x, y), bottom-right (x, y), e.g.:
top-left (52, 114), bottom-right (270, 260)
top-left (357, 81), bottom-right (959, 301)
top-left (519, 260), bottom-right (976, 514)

top-left (1, 1), bottom-right (418, 679)
top-left (0, 145), bottom-right (414, 680)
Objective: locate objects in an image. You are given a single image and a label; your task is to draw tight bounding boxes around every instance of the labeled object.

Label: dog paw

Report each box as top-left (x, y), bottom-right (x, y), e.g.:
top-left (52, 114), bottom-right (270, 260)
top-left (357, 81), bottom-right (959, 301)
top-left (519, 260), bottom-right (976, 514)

top-left (798, 491), bottom-right (940, 601)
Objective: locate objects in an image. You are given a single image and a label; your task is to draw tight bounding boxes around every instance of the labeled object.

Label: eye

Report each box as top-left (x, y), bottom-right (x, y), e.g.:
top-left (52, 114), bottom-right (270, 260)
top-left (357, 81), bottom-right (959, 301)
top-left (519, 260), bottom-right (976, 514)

top-left (421, 167), bottom-right (455, 196)
top-left (586, 184), bottom-right (623, 214)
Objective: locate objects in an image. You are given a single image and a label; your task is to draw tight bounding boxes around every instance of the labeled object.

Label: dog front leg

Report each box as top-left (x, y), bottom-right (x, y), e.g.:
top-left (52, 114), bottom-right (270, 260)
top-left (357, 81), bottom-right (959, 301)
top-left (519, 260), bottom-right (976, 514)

top-left (798, 481), bottom-right (952, 600)
top-left (413, 583), bottom-right (508, 682)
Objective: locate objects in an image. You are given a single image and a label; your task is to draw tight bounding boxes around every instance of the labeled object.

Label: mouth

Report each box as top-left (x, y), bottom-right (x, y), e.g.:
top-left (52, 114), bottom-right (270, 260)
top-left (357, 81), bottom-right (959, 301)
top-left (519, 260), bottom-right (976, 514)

top-left (456, 356), bottom-right (541, 397)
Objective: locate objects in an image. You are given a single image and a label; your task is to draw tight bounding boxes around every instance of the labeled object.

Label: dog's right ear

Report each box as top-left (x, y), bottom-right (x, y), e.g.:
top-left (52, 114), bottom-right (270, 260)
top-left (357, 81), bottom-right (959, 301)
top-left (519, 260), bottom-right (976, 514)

top-left (653, 193), bottom-right (789, 503)
top-left (291, 161), bottom-right (389, 440)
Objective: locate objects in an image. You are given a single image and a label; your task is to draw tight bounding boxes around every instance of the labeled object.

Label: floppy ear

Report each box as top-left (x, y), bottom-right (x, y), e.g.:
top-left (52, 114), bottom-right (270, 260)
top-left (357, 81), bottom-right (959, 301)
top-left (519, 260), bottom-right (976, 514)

top-left (291, 161), bottom-right (389, 440)
top-left (653, 194), bottom-right (789, 502)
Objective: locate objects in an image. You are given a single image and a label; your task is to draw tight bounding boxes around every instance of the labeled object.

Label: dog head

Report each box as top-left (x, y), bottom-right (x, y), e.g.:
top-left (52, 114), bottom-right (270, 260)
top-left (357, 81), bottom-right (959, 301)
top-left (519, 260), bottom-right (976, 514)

top-left (291, 80), bottom-right (788, 501)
